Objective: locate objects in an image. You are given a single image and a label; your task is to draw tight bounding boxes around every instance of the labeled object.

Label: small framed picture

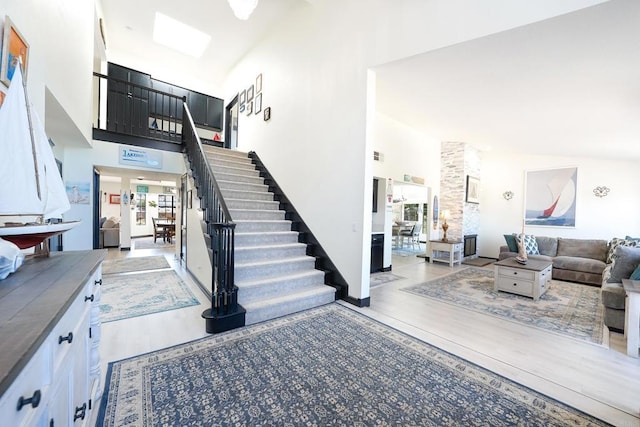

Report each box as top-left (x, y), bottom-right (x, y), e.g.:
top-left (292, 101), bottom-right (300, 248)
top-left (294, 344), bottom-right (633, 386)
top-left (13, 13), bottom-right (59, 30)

top-left (247, 85), bottom-right (254, 101)
top-left (264, 107), bottom-right (271, 121)
top-left (465, 175), bottom-right (480, 204)
top-left (1, 16), bottom-right (30, 87)
top-left (239, 89), bottom-right (246, 105)
top-left (239, 103), bottom-right (245, 113)
top-left (254, 93), bottom-right (262, 114)
top-left (247, 101), bottom-right (253, 115)
top-left (109, 194), bottom-right (121, 204)
top-left (256, 73), bottom-right (262, 93)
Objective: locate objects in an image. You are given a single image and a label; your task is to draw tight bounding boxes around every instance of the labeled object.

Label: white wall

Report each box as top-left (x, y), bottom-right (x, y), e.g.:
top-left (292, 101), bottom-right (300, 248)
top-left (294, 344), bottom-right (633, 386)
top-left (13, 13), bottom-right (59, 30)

top-left (221, 0), bottom-right (607, 300)
top-left (63, 141), bottom-right (185, 249)
top-left (480, 151), bottom-right (640, 258)
top-left (0, 0), bottom-right (95, 145)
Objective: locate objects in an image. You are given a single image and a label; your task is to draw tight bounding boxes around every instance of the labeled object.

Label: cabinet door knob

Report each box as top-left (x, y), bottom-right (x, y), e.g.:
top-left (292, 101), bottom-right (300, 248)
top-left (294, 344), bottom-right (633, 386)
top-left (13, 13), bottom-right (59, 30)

top-left (58, 332), bottom-right (73, 345)
top-left (95, 279), bottom-right (102, 286)
top-left (17, 389), bottom-right (41, 411)
top-left (85, 294), bottom-right (94, 302)
top-left (74, 403), bottom-right (87, 421)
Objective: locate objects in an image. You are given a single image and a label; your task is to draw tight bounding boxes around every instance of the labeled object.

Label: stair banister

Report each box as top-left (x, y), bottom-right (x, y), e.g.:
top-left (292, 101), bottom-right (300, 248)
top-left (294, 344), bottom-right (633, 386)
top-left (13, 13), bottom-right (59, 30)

top-left (182, 103), bottom-right (246, 333)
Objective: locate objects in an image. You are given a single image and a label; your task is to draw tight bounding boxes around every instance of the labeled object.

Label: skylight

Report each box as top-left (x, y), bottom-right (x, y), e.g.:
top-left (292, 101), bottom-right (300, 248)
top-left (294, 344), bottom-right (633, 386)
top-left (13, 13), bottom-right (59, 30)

top-left (152, 12), bottom-right (211, 58)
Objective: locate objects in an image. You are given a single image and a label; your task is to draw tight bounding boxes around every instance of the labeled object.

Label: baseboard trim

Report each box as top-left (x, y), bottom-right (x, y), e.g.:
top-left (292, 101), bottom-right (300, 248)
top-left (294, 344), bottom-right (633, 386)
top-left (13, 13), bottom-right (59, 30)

top-left (344, 296), bottom-right (370, 308)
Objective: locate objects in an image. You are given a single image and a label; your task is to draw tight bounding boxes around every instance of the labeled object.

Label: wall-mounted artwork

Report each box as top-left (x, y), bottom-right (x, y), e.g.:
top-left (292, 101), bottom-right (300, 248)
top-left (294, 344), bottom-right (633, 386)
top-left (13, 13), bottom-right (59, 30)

top-left (66, 182), bottom-right (90, 204)
top-left (432, 195), bottom-right (439, 229)
top-left (465, 175), bottom-right (480, 204)
top-left (256, 73), bottom-right (262, 93)
top-left (525, 167), bottom-right (577, 227)
top-left (1, 16), bottom-right (29, 87)
top-left (109, 193), bottom-right (120, 204)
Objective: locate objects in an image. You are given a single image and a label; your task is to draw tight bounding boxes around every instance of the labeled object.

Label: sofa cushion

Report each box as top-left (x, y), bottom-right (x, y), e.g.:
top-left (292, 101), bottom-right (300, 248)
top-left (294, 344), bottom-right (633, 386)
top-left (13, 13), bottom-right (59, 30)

top-left (534, 236), bottom-right (558, 257)
top-left (553, 256), bottom-right (606, 275)
top-left (102, 219), bottom-right (116, 229)
top-left (556, 238), bottom-right (607, 262)
top-left (515, 234), bottom-right (539, 255)
top-left (632, 264), bottom-right (640, 280)
top-left (601, 281), bottom-right (626, 309)
top-left (607, 245), bottom-right (640, 283)
top-left (503, 234), bottom-right (518, 252)
top-left (606, 237), bottom-right (638, 264)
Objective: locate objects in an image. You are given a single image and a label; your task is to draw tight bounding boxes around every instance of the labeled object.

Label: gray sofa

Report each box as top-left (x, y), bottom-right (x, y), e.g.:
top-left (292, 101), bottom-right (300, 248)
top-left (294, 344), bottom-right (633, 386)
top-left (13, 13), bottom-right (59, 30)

top-left (499, 236), bottom-right (608, 286)
top-left (600, 244), bottom-right (640, 332)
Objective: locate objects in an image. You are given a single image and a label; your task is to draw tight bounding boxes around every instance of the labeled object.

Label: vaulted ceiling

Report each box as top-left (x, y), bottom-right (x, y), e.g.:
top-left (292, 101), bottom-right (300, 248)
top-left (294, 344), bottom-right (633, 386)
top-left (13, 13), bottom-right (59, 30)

top-left (98, 0), bottom-right (639, 161)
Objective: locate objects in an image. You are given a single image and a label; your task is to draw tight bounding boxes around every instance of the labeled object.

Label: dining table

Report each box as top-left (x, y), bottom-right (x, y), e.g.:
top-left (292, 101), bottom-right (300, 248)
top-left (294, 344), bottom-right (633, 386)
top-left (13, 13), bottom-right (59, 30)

top-left (156, 220), bottom-right (176, 243)
top-left (392, 221), bottom-right (413, 248)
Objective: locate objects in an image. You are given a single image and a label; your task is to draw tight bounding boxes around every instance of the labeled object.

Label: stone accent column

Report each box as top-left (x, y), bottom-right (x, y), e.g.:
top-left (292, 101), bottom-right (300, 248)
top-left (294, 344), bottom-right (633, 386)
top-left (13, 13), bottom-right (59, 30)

top-left (439, 142), bottom-right (481, 253)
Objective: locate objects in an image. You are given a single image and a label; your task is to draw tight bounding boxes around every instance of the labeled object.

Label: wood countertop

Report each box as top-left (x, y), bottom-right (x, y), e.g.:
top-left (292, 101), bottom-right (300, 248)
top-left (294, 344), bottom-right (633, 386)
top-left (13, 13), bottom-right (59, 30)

top-left (0, 250), bottom-right (106, 396)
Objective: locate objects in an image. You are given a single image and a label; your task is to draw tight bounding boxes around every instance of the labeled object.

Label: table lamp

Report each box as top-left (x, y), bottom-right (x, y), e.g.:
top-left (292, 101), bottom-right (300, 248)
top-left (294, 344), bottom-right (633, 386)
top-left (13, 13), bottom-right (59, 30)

top-left (441, 209), bottom-right (450, 242)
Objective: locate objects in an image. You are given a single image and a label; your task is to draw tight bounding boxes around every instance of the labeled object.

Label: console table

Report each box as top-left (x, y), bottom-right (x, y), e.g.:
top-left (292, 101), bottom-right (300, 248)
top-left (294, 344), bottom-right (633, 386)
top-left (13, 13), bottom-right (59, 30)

top-left (622, 279), bottom-right (640, 358)
top-left (0, 250), bottom-right (106, 426)
top-left (429, 240), bottom-right (463, 267)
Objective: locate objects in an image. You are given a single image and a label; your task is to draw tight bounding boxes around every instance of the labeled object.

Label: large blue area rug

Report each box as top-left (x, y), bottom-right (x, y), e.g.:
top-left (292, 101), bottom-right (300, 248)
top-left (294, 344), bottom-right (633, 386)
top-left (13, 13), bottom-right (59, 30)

top-left (100, 270), bottom-right (200, 322)
top-left (97, 304), bottom-right (610, 426)
top-left (402, 267), bottom-right (604, 345)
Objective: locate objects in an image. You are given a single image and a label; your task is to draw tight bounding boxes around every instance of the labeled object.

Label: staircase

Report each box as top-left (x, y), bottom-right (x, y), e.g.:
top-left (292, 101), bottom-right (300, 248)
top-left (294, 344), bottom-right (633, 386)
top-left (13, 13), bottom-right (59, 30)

top-left (201, 145), bottom-right (336, 325)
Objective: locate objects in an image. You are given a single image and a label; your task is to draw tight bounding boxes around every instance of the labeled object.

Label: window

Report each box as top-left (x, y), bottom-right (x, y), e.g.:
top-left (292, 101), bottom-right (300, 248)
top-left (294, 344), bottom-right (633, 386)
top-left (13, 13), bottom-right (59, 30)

top-left (158, 194), bottom-right (176, 220)
top-left (136, 193), bottom-right (147, 225)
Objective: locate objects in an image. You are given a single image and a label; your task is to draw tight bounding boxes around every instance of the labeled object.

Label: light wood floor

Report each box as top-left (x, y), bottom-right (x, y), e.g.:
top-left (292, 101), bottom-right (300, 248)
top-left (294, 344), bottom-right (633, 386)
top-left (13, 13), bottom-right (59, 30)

top-left (92, 243), bottom-right (640, 426)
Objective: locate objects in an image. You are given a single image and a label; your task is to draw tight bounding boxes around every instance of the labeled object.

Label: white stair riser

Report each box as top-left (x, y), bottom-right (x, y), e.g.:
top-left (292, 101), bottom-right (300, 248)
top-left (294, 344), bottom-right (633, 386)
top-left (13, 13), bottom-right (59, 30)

top-left (226, 199), bottom-right (280, 211)
top-left (211, 164), bottom-right (260, 177)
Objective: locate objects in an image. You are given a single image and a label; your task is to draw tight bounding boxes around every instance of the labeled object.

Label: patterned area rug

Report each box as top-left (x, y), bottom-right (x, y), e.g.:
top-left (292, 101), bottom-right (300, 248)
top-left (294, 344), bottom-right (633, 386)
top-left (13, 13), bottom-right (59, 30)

top-left (370, 272), bottom-right (405, 288)
top-left (402, 267), bottom-right (604, 344)
top-left (392, 246), bottom-right (425, 257)
top-left (103, 255), bottom-right (171, 275)
top-left (97, 304), bottom-right (609, 426)
top-left (100, 270), bottom-right (200, 322)
top-left (133, 237), bottom-right (174, 250)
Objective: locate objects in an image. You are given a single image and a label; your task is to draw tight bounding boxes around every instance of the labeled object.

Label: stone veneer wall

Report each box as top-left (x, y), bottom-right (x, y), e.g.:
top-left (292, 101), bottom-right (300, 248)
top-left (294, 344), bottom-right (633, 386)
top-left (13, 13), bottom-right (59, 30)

top-left (439, 142), bottom-right (481, 249)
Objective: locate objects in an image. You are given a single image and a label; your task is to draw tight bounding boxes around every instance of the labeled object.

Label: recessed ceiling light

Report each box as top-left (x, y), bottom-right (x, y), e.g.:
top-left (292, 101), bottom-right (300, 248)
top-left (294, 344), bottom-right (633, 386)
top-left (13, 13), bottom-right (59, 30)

top-left (153, 12), bottom-right (211, 58)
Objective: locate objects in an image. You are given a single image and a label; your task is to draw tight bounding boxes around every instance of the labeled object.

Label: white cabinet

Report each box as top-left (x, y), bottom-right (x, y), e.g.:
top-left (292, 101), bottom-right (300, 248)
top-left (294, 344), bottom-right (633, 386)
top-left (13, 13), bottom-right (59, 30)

top-left (0, 251), bottom-right (105, 427)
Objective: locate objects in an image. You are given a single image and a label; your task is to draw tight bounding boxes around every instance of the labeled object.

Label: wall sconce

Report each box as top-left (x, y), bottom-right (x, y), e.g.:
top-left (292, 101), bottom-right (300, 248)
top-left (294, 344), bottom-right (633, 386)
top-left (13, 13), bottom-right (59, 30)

top-left (593, 186), bottom-right (610, 198)
top-left (502, 191), bottom-right (514, 201)
top-left (440, 209), bottom-right (450, 242)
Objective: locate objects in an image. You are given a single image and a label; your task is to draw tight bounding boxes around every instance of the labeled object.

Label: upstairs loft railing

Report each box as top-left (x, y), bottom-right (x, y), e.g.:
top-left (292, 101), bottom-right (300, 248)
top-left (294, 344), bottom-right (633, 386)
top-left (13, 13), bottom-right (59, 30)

top-left (182, 103), bottom-right (245, 333)
top-left (92, 72), bottom-right (185, 146)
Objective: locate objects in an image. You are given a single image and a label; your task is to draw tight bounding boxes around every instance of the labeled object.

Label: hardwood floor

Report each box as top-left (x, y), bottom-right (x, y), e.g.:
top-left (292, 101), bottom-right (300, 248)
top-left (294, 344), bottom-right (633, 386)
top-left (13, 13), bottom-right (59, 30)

top-left (92, 245), bottom-right (640, 426)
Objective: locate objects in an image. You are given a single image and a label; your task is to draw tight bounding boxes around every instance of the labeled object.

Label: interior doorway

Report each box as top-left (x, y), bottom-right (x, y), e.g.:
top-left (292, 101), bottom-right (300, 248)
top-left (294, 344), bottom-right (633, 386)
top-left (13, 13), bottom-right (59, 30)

top-left (224, 95), bottom-right (239, 150)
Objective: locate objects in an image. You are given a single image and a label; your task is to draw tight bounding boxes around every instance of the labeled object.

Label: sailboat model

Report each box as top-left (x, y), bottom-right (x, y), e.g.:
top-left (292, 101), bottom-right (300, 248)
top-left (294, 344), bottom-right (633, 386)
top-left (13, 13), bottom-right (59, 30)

top-left (0, 64), bottom-right (79, 251)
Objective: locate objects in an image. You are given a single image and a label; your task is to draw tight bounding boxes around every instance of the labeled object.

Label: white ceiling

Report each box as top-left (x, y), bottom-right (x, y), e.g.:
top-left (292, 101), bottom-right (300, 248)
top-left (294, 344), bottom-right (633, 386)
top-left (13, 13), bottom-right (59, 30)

top-left (97, 0), bottom-right (640, 164)
top-left (375, 0), bottom-right (640, 161)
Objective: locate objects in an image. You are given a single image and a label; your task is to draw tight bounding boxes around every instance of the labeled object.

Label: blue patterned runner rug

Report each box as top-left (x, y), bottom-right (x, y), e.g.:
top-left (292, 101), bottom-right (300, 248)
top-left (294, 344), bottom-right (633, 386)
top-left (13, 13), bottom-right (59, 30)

top-left (103, 255), bottom-right (171, 275)
top-left (402, 267), bottom-right (604, 345)
top-left (97, 304), bottom-right (610, 426)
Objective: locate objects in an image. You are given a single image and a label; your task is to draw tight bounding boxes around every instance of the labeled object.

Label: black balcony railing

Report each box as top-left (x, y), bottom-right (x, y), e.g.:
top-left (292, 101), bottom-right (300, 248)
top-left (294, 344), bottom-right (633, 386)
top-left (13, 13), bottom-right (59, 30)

top-left (92, 72), bottom-right (185, 145)
top-left (183, 104), bottom-right (246, 333)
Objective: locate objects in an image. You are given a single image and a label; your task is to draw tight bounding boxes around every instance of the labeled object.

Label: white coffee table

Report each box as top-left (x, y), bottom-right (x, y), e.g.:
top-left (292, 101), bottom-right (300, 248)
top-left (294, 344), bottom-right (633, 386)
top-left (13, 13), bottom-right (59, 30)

top-left (494, 258), bottom-right (552, 301)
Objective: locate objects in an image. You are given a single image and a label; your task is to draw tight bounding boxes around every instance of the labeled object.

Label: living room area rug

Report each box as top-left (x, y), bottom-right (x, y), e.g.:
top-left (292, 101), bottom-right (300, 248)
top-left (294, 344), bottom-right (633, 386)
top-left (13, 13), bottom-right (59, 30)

top-left (97, 304), bottom-right (609, 426)
top-left (402, 267), bottom-right (604, 345)
top-left (103, 255), bottom-right (171, 275)
top-left (100, 270), bottom-right (200, 322)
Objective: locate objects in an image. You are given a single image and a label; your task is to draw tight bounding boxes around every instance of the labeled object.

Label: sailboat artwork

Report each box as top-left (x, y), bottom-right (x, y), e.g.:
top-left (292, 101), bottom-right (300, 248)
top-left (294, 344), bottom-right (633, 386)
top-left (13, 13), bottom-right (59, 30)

top-left (0, 62), bottom-right (79, 278)
top-left (525, 167), bottom-right (577, 227)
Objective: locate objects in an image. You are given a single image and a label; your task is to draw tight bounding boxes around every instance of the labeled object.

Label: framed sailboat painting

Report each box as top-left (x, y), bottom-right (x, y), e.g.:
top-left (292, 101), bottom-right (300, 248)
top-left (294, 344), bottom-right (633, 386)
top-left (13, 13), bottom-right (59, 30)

top-left (0, 16), bottom-right (29, 87)
top-left (524, 167), bottom-right (577, 227)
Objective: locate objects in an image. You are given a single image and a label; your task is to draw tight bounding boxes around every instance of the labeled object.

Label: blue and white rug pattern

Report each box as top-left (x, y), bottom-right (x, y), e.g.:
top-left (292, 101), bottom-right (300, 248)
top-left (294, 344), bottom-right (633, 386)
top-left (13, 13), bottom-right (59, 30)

top-left (98, 304), bottom-right (609, 426)
top-left (402, 267), bottom-right (604, 344)
top-left (100, 270), bottom-right (200, 322)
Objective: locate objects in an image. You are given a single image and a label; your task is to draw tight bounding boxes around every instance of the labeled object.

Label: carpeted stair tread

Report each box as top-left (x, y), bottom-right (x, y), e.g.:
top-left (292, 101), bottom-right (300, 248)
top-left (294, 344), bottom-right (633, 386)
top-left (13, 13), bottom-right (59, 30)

top-left (214, 172), bottom-right (264, 185)
top-left (242, 286), bottom-right (335, 325)
top-left (234, 256), bottom-right (317, 282)
top-left (217, 180), bottom-right (268, 193)
top-left (211, 164), bottom-right (260, 177)
top-left (225, 199), bottom-right (280, 210)
top-left (235, 255), bottom-right (315, 268)
top-left (208, 158), bottom-right (254, 170)
top-left (229, 208), bottom-right (285, 220)
top-left (236, 270), bottom-right (327, 304)
top-left (234, 219), bottom-right (292, 232)
top-left (235, 231), bottom-right (299, 245)
top-left (235, 243), bottom-right (308, 263)
top-left (221, 189), bottom-right (274, 201)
